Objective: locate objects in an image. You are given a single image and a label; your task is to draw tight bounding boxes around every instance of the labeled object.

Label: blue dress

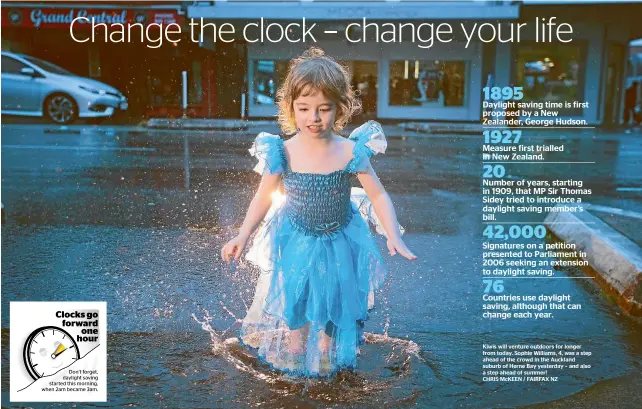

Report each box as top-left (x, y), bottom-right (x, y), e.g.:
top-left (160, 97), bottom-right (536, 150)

top-left (238, 121), bottom-right (393, 378)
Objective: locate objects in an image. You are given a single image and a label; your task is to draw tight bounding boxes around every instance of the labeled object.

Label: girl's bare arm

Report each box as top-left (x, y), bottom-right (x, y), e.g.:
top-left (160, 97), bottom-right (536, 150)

top-left (238, 173), bottom-right (282, 238)
top-left (221, 172), bottom-right (281, 263)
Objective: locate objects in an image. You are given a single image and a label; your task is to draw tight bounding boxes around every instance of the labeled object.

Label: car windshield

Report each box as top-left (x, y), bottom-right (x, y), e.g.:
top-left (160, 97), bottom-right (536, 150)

top-left (22, 56), bottom-right (73, 75)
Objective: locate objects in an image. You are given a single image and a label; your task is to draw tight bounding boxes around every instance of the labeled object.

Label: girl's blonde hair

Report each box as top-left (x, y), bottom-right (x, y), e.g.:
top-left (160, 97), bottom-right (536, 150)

top-left (276, 47), bottom-right (361, 135)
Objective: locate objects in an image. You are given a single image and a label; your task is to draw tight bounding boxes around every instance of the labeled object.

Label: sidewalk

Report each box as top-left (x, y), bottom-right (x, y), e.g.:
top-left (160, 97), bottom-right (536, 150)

top-left (544, 204), bottom-right (642, 317)
top-left (4, 118), bottom-right (640, 141)
top-left (147, 118), bottom-right (252, 131)
top-left (143, 117), bottom-right (642, 140)
top-left (146, 117), bottom-right (488, 134)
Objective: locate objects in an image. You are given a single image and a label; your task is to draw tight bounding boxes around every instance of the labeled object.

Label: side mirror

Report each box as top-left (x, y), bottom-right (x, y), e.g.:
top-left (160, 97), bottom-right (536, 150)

top-left (20, 67), bottom-right (37, 77)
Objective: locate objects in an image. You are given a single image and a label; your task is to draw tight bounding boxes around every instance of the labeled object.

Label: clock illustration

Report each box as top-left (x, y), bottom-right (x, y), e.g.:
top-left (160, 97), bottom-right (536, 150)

top-left (22, 326), bottom-right (80, 380)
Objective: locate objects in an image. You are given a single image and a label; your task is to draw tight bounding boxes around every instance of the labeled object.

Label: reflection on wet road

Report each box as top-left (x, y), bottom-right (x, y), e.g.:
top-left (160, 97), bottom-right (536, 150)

top-left (2, 124), bottom-right (641, 408)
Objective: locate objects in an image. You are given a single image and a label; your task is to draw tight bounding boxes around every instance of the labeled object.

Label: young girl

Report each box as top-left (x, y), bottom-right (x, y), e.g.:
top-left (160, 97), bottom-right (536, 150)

top-left (221, 47), bottom-right (417, 378)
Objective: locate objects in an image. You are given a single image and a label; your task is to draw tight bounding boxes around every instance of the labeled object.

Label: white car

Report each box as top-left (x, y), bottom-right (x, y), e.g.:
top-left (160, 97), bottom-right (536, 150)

top-left (1, 52), bottom-right (128, 124)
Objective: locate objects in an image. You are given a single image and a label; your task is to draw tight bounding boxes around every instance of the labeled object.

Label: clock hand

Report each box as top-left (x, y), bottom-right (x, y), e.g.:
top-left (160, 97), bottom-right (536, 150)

top-left (51, 343), bottom-right (67, 359)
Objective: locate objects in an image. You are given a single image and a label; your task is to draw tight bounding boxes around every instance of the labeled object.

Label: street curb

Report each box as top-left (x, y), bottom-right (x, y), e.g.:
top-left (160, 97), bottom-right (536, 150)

top-left (43, 127), bottom-right (82, 134)
top-left (147, 118), bottom-right (249, 131)
top-left (544, 205), bottom-right (642, 316)
top-left (42, 126), bottom-right (144, 135)
top-left (398, 122), bottom-right (488, 134)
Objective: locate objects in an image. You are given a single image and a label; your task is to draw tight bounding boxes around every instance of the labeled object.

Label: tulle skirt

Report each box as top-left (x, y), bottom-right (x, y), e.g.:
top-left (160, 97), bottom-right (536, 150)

top-left (238, 191), bottom-right (387, 378)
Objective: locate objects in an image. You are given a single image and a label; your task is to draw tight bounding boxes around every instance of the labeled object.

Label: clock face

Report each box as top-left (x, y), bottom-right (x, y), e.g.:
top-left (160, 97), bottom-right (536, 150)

top-left (23, 326), bottom-right (80, 380)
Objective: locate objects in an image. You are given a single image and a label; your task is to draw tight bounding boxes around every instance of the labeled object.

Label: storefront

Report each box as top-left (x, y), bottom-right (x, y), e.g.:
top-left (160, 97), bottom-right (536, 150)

top-left (188, 1), bottom-right (518, 121)
top-left (246, 39), bottom-right (482, 121)
top-left (185, 1), bottom-right (642, 125)
top-left (1, 2), bottom-right (217, 119)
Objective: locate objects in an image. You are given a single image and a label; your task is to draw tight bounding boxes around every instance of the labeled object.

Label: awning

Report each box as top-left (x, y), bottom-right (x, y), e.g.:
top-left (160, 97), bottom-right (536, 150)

top-left (188, 1), bottom-right (520, 21)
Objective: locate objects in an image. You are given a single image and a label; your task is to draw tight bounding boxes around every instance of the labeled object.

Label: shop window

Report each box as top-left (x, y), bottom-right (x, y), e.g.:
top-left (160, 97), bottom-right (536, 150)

top-left (514, 43), bottom-right (586, 114)
top-left (251, 59), bottom-right (378, 115)
top-left (147, 69), bottom-right (180, 107)
top-left (189, 60), bottom-right (203, 105)
top-left (389, 60), bottom-right (466, 107)
top-left (345, 61), bottom-right (378, 117)
top-left (145, 62), bottom-right (203, 108)
top-left (89, 47), bottom-right (101, 78)
top-left (252, 60), bottom-right (289, 105)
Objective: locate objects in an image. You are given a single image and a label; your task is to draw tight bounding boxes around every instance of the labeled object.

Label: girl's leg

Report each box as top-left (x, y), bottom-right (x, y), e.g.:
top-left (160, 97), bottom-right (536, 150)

top-left (319, 321), bottom-right (337, 353)
top-left (317, 328), bottom-right (334, 373)
top-left (318, 330), bottom-right (332, 353)
top-left (289, 324), bottom-right (332, 353)
top-left (288, 323), bottom-right (309, 354)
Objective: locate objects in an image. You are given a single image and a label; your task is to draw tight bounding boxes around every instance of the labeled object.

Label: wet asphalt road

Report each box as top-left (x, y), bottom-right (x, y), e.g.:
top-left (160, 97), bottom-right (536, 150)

top-left (1, 123), bottom-right (642, 408)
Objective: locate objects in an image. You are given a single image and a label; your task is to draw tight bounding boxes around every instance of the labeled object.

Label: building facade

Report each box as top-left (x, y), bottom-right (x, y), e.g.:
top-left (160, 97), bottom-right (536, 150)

top-left (187, 0), bottom-right (642, 126)
top-left (2, 1), bottom-right (640, 125)
top-left (189, 0), bottom-right (519, 122)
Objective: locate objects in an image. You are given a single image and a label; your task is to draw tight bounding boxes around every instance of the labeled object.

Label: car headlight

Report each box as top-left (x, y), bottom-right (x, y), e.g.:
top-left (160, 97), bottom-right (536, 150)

top-left (79, 85), bottom-right (106, 95)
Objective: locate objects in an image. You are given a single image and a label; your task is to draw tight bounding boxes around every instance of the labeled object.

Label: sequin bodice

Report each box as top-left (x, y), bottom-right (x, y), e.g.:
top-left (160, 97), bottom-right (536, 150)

top-left (275, 142), bottom-right (353, 237)
top-left (283, 170), bottom-right (353, 237)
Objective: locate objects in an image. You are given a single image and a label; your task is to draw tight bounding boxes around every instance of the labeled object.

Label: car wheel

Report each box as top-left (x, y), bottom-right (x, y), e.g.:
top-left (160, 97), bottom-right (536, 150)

top-left (44, 93), bottom-right (78, 124)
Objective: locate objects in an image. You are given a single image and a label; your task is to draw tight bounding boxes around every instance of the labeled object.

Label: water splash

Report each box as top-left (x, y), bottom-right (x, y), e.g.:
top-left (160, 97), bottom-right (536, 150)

top-left (191, 307), bottom-right (437, 404)
top-left (192, 310), bottom-right (282, 385)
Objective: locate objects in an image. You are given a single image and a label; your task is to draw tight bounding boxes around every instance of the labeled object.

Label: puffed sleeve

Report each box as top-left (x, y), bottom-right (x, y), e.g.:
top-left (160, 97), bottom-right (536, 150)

top-left (345, 121), bottom-right (387, 174)
top-left (248, 132), bottom-right (286, 175)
